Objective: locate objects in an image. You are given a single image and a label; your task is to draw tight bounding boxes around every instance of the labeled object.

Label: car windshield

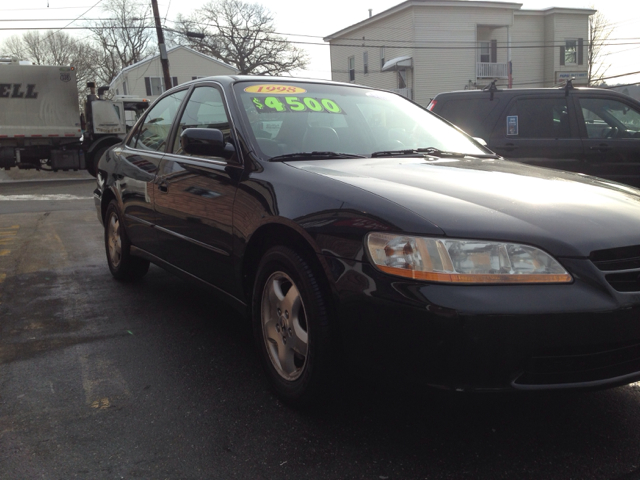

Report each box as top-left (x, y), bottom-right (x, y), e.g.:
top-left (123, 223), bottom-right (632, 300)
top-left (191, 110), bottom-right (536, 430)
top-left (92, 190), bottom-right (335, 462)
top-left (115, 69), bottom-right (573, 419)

top-left (233, 81), bottom-right (489, 160)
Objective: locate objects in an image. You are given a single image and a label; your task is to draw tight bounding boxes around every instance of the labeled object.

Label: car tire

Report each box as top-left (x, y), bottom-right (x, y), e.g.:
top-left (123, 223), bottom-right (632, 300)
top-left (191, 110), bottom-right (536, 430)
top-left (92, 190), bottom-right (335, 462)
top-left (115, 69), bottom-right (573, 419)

top-left (87, 146), bottom-right (109, 178)
top-left (104, 200), bottom-right (150, 281)
top-left (252, 246), bottom-right (334, 406)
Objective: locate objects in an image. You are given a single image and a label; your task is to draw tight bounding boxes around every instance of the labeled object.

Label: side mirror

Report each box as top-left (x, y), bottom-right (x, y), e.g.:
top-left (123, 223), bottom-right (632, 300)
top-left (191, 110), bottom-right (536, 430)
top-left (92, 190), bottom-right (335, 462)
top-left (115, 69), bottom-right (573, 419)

top-left (180, 128), bottom-right (235, 159)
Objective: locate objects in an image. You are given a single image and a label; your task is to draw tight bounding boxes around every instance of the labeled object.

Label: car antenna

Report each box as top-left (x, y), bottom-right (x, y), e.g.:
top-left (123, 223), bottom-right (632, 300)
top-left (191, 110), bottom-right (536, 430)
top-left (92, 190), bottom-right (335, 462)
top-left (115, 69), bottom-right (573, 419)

top-left (483, 80), bottom-right (498, 101)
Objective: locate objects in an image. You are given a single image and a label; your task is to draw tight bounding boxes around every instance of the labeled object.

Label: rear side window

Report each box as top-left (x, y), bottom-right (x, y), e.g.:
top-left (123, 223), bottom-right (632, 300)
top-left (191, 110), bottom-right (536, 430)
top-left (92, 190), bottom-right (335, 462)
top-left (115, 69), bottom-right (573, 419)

top-left (499, 97), bottom-right (570, 139)
top-left (437, 98), bottom-right (501, 136)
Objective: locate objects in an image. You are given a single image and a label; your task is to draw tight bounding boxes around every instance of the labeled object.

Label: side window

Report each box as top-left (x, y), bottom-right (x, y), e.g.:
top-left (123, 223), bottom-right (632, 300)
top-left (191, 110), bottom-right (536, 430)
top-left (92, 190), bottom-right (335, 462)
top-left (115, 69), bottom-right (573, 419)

top-left (128, 89), bottom-right (187, 151)
top-left (502, 97), bottom-right (570, 139)
top-left (173, 86), bottom-right (231, 157)
top-left (578, 97), bottom-right (640, 139)
top-left (439, 98), bottom-right (500, 136)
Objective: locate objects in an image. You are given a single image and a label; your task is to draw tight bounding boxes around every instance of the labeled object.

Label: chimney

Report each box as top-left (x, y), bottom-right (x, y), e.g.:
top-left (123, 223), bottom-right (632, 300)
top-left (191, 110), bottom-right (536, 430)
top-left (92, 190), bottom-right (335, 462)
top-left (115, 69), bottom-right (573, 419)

top-left (368, 9), bottom-right (372, 17)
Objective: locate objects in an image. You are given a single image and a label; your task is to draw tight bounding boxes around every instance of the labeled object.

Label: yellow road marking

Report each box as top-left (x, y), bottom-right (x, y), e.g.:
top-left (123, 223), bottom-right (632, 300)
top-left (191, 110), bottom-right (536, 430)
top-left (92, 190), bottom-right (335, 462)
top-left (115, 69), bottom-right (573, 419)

top-left (0, 250), bottom-right (10, 256)
top-left (0, 273), bottom-right (5, 283)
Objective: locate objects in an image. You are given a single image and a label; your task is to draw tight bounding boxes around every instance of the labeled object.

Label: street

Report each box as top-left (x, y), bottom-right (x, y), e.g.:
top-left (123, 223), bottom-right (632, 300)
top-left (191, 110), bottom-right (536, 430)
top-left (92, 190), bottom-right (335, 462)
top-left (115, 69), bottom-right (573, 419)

top-left (2, 176), bottom-right (640, 480)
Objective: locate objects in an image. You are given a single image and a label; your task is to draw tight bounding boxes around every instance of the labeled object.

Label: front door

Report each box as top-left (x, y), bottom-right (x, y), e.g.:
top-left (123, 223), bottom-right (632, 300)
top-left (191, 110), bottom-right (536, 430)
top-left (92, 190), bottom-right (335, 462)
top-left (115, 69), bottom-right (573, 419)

top-left (575, 95), bottom-right (640, 188)
top-left (153, 85), bottom-right (243, 295)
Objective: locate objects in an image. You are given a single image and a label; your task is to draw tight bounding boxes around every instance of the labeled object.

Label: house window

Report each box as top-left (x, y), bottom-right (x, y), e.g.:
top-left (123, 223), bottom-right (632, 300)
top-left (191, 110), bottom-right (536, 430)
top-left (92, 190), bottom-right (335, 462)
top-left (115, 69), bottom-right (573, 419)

top-left (348, 56), bottom-right (355, 82)
top-left (479, 42), bottom-right (490, 63)
top-left (380, 47), bottom-right (385, 69)
top-left (145, 76), bottom-right (164, 96)
top-left (398, 70), bottom-right (407, 89)
top-left (565, 40), bottom-right (577, 65)
top-left (363, 51), bottom-right (369, 75)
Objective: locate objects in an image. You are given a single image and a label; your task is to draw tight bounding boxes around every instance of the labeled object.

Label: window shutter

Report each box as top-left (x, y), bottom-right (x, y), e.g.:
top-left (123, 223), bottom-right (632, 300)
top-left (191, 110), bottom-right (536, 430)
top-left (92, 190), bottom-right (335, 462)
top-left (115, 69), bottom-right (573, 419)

top-left (578, 38), bottom-right (584, 65)
top-left (560, 47), bottom-right (565, 66)
top-left (172, 77), bottom-right (178, 87)
top-left (145, 77), bottom-right (151, 96)
top-left (490, 39), bottom-right (497, 63)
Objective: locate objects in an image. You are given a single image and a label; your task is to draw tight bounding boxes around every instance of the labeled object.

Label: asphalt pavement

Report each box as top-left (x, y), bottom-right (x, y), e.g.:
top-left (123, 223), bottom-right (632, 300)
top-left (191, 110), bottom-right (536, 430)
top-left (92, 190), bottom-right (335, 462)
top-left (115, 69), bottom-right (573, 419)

top-left (3, 177), bottom-right (640, 479)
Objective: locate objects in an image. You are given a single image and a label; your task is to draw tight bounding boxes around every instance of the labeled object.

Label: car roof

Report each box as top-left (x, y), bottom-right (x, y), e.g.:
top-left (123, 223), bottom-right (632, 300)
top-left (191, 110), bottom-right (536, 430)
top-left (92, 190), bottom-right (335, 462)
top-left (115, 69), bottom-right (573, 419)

top-left (175, 75), bottom-right (359, 89)
top-left (433, 86), bottom-right (622, 97)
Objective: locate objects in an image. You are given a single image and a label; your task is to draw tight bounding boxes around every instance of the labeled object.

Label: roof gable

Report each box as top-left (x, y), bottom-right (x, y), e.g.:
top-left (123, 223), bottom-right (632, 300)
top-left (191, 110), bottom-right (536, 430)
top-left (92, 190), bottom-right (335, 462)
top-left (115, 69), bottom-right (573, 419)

top-left (110, 45), bottom-right (238, 86)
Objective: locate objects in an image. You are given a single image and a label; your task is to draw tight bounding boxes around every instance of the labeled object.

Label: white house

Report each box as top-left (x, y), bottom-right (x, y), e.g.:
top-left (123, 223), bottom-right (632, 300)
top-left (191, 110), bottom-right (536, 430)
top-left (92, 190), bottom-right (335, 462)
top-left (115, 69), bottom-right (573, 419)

top-left (324, 0), bottom-right (595, 106)
top-left (110, 45), bottom-right (238, 101)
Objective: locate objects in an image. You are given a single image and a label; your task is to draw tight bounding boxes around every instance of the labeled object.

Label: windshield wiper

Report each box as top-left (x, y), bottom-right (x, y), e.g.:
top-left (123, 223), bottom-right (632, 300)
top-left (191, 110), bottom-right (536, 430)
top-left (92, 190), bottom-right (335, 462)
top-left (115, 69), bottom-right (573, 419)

top-left (269, 151), bottom-right (367, 161)
top-left (371, 147), bottom-right (501, 159)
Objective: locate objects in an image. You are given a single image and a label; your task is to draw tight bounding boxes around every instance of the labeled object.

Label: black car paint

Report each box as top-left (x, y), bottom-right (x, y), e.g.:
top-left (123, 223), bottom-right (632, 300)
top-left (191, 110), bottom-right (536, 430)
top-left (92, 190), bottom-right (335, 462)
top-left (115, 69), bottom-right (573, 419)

top-left (95, 76), bottom-right (640, 392)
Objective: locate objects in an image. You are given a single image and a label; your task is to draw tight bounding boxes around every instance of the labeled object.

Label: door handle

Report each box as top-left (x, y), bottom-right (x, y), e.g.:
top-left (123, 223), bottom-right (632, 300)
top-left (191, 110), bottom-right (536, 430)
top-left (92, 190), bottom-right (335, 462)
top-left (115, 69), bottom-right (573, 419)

top-left (590, 144), bottom-right (611, 152)
top-left (158, 182), bottom-right (168, 192)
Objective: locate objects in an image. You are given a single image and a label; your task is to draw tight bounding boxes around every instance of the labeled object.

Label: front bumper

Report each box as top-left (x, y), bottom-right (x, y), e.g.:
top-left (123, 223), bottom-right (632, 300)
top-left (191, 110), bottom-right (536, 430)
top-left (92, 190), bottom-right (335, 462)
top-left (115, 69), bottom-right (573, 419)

top-left (330, 255), bottom-right (640, 391)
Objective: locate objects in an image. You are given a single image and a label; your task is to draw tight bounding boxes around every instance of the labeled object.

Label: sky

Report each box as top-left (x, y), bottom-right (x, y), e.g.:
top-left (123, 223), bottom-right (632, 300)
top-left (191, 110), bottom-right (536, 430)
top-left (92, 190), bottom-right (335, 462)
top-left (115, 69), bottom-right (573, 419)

top-left (1, 0), bottom-right (639, 84)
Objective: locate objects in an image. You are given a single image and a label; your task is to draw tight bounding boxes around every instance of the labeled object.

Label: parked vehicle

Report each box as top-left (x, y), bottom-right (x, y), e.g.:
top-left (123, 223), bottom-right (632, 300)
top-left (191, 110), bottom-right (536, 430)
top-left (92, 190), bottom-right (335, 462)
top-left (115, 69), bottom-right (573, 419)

top-left (0, 60), bottom-right (149, 176)
top-left (429, 82), bottom-right (640, 188)
top-left (95, 76), bottom-right (640, 405)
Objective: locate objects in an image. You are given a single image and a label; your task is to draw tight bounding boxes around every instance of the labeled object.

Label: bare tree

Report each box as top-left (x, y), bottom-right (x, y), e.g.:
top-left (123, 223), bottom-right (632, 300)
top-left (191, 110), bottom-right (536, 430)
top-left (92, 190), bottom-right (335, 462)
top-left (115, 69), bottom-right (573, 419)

top-left (173, 0), bottom-right (308, 75)
top-left (0, 31), bottom-right (102, 101)
top-left (87, 0), bottom-right (155, 83)
top-left (588, 10), bottom-right (613, 86)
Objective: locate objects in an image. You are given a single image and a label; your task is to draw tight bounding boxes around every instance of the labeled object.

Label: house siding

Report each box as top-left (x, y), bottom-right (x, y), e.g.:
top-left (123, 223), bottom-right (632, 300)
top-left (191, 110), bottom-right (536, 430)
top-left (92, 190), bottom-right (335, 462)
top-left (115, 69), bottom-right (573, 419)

top-left (544, 14), bottom-right (556, 85)
top-left (329, 8), bottom-right (414, 91)
top-left (326, 2), bottom-right (593, 106)
top-left (512, 15), bottom-right (546, 88)
top-left (413, 6), bottom-right (515, 102)
top-left (111, 47), bottom-right (237, 101)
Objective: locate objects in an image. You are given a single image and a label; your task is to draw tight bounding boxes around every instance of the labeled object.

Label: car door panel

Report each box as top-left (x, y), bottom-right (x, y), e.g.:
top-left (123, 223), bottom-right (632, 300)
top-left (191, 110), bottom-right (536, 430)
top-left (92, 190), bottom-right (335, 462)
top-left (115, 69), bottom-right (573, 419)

top-left (489, 95), bottom-right (586, 175)
top-left (116, 89), bottom-right (188, 255)
top-left (152, 84), bottom-right (242, 293)
top-left (576, 95), bottom-right (640, 188)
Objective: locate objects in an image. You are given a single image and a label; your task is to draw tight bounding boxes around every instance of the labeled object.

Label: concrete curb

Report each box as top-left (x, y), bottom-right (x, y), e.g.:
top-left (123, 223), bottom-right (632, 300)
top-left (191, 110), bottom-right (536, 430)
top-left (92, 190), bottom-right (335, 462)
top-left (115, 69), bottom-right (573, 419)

top-left (0, 177), bottom-right (96, 185)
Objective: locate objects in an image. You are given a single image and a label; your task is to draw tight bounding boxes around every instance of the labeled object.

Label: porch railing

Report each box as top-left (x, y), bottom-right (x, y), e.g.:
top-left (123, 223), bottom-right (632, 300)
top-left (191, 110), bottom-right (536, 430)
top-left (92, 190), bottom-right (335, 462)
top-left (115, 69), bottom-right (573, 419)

top-left (476, 62), bottom-right (508, 78)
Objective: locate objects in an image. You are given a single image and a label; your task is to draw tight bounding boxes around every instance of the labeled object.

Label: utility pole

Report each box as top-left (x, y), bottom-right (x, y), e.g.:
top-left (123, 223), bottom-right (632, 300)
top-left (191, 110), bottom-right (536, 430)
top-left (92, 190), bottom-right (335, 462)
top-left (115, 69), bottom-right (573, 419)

top-left (151, 0), bottom-right (172, 92)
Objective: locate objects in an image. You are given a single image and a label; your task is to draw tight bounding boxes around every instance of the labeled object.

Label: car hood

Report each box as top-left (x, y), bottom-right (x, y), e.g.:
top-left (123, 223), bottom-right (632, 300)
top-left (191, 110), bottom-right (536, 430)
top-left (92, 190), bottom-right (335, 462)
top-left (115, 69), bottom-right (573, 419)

top-left (287, 157), bottom-right (640, 257)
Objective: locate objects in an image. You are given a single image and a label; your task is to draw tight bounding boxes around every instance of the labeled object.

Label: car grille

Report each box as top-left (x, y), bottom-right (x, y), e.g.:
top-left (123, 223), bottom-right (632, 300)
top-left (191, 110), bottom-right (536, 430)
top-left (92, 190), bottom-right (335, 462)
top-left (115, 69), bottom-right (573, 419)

top-left (514, 341), bottom-right (640, 386)
top-left (590, 244), bottom-right (640, 292)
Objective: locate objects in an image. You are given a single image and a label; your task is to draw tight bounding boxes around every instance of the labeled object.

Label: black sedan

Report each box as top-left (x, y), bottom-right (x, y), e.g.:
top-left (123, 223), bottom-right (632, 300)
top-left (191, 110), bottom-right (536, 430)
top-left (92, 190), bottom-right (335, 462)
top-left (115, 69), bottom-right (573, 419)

top-left (95, 76), bottom-right (640, 405)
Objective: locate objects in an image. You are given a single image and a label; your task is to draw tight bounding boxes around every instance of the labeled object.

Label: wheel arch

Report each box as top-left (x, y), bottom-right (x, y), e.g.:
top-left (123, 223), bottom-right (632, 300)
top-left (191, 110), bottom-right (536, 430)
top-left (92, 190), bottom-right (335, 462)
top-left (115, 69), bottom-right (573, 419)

top-left (100, 187), bottom-right (118, 224)
top-left (241, 222), bottom-right (338, 312)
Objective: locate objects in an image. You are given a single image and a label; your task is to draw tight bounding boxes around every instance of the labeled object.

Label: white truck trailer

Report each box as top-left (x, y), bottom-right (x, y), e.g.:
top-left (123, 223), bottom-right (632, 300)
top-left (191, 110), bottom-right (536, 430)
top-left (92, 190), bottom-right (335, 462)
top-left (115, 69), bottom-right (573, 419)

top-left (0, 60), bottom-right (149, 176)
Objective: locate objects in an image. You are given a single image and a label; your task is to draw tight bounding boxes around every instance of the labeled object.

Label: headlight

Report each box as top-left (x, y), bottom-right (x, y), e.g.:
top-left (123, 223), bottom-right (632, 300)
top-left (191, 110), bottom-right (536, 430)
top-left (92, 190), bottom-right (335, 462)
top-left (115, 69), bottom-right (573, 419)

top-left (366, 233), bottom-right (572, 284)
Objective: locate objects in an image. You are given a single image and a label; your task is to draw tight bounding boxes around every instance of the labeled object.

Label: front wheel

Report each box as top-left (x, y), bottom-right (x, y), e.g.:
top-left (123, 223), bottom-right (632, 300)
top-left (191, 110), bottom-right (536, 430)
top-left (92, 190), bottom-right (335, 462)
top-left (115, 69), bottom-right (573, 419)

top-left (252, 246), bottom-right (335, 406)
top-left (104, 200), bottom-right (150, 281)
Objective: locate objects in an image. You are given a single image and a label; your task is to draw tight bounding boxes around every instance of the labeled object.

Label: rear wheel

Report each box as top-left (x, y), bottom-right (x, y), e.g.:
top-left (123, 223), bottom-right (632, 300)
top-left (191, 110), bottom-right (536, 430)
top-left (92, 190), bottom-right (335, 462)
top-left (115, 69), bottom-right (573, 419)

top-left (87, 146), bottom-right (109, 178)
top-left (104, 200), bottom-right (150, 280)
top-left (252, 246), bottom-right (334, 406)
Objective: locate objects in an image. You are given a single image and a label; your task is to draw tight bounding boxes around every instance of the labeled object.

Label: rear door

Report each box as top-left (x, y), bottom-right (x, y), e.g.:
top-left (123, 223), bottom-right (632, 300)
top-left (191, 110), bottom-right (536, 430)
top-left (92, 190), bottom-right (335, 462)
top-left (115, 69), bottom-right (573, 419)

top-left (574, 94), bottom-right (640, 188)
top-left (116, 88), bottom-right (188, 256)
top-left (488, 94), bottom-right (585, 174)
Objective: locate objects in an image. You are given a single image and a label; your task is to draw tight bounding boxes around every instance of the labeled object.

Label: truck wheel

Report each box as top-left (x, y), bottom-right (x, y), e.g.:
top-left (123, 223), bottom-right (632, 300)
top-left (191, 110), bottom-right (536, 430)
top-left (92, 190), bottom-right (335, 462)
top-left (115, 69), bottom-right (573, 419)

top-left (252, 246), bottom-right (335, 406)
top-left (87, 146), bottom-right (108, 178)
top-left (104, 200), bottom-right (150, 281)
